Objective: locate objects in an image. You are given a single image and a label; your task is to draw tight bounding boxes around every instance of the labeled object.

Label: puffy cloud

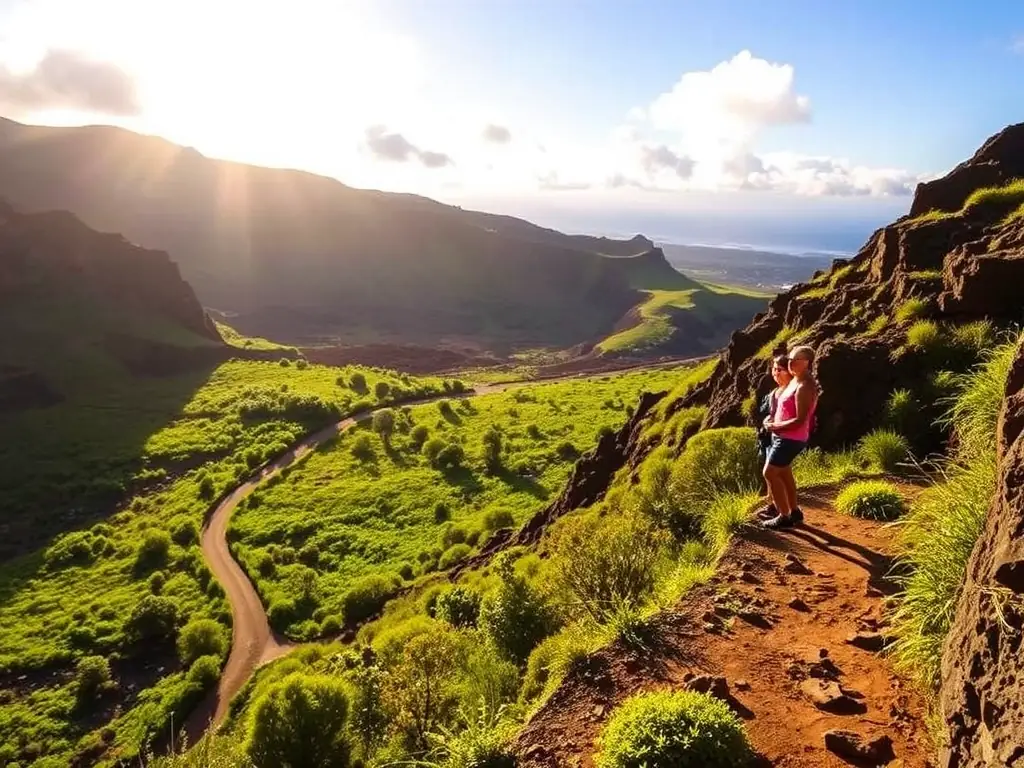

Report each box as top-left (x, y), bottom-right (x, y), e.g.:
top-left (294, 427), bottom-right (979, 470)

top-left (639, 144), bottom-right (695, 179)
top-left (0, 49), bottom-right (139, 115)
top-left (482, 123), bottom-right (511, 144)
top-left (364, 125), bottom-right (453, 168)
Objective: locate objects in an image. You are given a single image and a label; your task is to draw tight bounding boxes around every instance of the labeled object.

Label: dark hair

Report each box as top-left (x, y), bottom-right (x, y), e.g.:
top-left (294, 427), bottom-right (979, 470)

top-left (772, 354), bottom-right (790, 368)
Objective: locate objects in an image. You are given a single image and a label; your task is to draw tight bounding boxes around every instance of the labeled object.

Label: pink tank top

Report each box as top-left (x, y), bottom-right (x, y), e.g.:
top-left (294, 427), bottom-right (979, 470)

top-left (773, 381), bottom-right (817, 442)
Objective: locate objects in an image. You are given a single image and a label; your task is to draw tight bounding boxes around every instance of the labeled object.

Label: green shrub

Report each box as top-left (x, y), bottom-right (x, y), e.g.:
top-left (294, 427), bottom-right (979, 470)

top-left (906, 319), bottom-right (942, 351)
top-left (374, 381), bottom-right (390, 401)
top-left (865, 314), bottom-right (889, 336)
top-left (125, 595), bottom-right (179, 644)
top-left (949, 320), bottom-right (994, 359)
top-left (440, 524), bottom-right (467, 549)
top-left (170, 517), bottom-right (199, 546)
top-left (341, 574), bottom-right (402, 624)
top-left (439, 543), bottom-right (472, 569)
top-left (351, 433), bottom-right (375, 461)
top-left (411, 424), bottom-right (430, 447)
top-left (372, 408), bottom-right (396, 446)
top-left (268, 598), bottom-right (298, 632)
top-left (44, 531), bottom-right (97, 568)
top-left (436, 443), bottom-right (465, 470)
top-left (857, 429), bottom-right (910, 472)
top-left (550, 509), bottom-right (668, 622)
top-left (479, 552), bottom-right (559, 664)
top-left (349, 372), bottom-right (367, 392)
top-left (895, 297), bottom-right (929, 323)
top-left (279, 358), bottom-right (291, 367)
top-left (320, 615), bottom-right (343, 635)
top-left (423, 438), bottom-right (446, 465)
top-left (434, 587), bottom-right (482, 628)
top-left (74, 655), bottom-right (112, 701)
top-left (596, 689), bottom-right (752, 768)
top-left (482, 508), bottom-right (515, 531)
top-left (149, 571), bottom-right (167, 594)
top-left (433, 501), bottom-right (452, 523)
top-left (188, 655), bottom-right (221, 689)
top-left (946, 337), bottom-right (1020, 463)
top-left (423, 707), bottom-right (516, 768)
top-left (178, 619), bottom-right (228, 665)
top-left (246, 674), bottom-right (351, 768)
top-left (462, 644), bottom-right (519, 718)
top-left (135, 529), bottom-right (172, 571)
top-left (555, 440), bottom-right (580, 461)
top-left (482, 426), bottom-right (503, 472)
top-left (667, 428), bottom-right (760, 538)
top-left (835, 481), bottom-right (908, 521)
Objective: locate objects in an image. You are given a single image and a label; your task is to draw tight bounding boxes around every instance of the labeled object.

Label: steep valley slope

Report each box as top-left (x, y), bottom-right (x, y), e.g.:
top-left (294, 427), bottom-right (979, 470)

top-left (0, 117), bottom-right (764, 354)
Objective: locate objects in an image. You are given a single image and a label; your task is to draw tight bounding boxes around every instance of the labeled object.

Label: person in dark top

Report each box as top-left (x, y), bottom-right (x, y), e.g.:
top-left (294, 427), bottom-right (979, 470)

top-left (756, 354), bottom-right (792, 516)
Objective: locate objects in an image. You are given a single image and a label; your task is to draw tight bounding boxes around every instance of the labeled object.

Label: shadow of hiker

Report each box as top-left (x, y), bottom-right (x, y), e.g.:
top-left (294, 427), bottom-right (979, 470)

top-left (791, 524), bottom-right (894, 578)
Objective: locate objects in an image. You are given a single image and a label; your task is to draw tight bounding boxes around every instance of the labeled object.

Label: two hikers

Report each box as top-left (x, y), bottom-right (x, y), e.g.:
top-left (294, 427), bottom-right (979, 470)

top-left (758, 345), bottom-right (818, 530)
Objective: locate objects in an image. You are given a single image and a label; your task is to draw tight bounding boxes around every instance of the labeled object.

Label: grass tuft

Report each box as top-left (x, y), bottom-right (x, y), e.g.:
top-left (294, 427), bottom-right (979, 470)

top-left (895, 298), bottom-right (930, 323)
top-left (857, 429), bottom-right (910, 472)
top-left (835, 480), bottom-right (908, 521)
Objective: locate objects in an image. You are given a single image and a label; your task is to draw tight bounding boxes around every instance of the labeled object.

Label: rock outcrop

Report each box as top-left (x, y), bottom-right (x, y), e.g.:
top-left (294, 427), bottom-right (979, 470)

top-left (939, 337), bottom-right (1024, 768)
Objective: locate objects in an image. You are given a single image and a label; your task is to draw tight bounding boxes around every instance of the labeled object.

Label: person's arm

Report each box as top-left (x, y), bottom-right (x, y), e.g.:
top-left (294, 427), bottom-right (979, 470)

top-left (769, 383), bottom-right (815, 432)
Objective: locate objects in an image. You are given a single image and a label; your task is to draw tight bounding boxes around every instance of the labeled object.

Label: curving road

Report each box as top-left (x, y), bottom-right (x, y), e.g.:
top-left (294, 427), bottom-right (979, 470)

top-left (181, 357), bottom-right (704, 741)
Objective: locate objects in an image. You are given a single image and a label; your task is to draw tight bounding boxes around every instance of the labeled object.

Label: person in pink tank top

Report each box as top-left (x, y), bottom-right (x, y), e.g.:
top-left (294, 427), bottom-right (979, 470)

top-left (761, 345), bottom-right (818, 530)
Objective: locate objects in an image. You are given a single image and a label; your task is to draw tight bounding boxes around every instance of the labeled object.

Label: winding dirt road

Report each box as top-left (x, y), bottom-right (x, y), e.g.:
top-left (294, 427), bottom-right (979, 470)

top-left (182, 357), bottom-right (704, 741)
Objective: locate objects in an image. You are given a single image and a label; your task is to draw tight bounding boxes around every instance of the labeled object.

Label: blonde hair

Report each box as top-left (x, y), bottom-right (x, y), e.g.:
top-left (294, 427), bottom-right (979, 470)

top-left (789, 345), bottom-right (816, 365)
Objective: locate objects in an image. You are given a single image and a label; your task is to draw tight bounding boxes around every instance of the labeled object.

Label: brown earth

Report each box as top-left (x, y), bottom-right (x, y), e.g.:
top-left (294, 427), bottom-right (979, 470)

top-left (517, 487), bottom-right (934, 767)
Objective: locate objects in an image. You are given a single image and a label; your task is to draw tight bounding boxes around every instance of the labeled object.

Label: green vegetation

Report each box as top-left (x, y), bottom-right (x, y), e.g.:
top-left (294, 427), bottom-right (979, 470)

top-left (596, 285), bottom-right (766, 356)
top-left (857, 429), bottom-right (911, 472)
top-left (595, 690), bottom-right (751, 768)
top-left (913, 179), bottom-right (1024, 224)
top-left (835, 480), bottom-right (908, 520)
top-left (866, 314), bottom-right (890, 336)
top-left (215, 321), bottom-right (297, 352)
top-left (908, 269), bottom-right (943, 281)
top-left (228, 367), bottom-right (688, 638)
top-left (890, 334), bottom-right (1021, 693)
top-left (0, 355), bottom-right (445, 766)
top-left (802, 263), bottom-right (854, 299)
top-left (906, 319), bottom-right (941, 351)
top-left (895, 298), bottom-right (930, 323)
top-left (755, 325), bottom-right (797, 359)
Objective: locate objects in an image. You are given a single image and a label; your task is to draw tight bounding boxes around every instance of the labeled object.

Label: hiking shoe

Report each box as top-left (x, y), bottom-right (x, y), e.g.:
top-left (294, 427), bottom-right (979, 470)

top-left (791, 507), bottom-right (804, 525)
top-left (756, 505), bottom-right (778, 520)
top-left (762, 514), bottom-right (795, 530)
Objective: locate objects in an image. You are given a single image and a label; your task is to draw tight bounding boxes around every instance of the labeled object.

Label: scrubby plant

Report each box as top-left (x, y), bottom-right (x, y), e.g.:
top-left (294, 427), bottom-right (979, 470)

top-left (482, 426), bottom-right (503, 473)
top-left (857, 429), bottom-right (910, 472)
top-left (351, 433), bottom-right (375, 461)
top-left (422, 706), bottom-right (517, 768)
top-left (895, 297), bottom-right (929, 323)
top-left (135, 529), bottom-right (172, 571)
top-left (835, 480), bottom-right (908, 520)
top-left (423, 438), bottom-right (446, 465)
top-left (439, 543), bottom-right (472, 569)
top-left (884, 389), bottom-right (921, 438)
top-left (374, 381), bottom-right (391, 401)
top-left (74, 655), bottom-right (113, 702)
top-left (246, 674), bottom-right (351, 768)
top-left (482, 507), bottom-right (515, 531)
top-left (350, 372), bottom-right (367, 392)
top-left (435, 443), bottom-right (466, 471)
top-left (170, 517), bottom-right (199, 546)
top-left (434, 587), bottom-right (482, 628)
top-left (433, 501), bottom-right (452, 523)
top-left (479, 552), bottom-right (559, 664)
top-left (125, 595), bottom-right (179, 644)
top-left (372, 408), bottom-right (396, 448)
top-left (905, 319), bottom-right (942, 351)
top-left (550, 509), bottom-right (668, 622)
top-left (341, 574), bottom-right (402, 624)
top-left (411, 424), bottom-right (430, 447)
top-left (178, 619), bottom-right (228, 666)
top-left (188, 655), bottom-right (222, 689)
top-left (595, 690), bottom-right (752, 768)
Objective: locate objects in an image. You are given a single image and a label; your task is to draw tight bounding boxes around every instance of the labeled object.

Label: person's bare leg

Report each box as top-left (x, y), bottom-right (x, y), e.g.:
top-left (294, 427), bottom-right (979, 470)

top-left (764, 465), bottom-right (792, 516)
top-left (781, 466), bottom-right (798, 511)
top-left (762, 462), bottom-right (778, 510)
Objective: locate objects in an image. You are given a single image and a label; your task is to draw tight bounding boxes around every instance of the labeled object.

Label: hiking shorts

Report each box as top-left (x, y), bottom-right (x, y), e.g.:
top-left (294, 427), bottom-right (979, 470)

top-left (766, 436), bottom-right (806, 468)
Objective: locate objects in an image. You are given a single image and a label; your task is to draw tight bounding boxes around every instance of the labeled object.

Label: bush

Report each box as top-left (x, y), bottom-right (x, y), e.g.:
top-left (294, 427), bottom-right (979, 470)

top-left (178, 619), bottom-right (228, 665)
top-left (341, 574), bottom-right (402, 624)
top-left (188, 655), bottom-right (221, 689)
top-left (835, 480), bottom-right (908, 521)
top-left (895, 297), bottom-right (929, 323)
top-left (436, 443), bottom-right (465, 471)
top-left (279, 358), bottom-right (291, 367)
top-left (351, 433), bottom-right (375, 461)
top-left (482, 507), bottom-right (515, 531)
top-left (947, 337), bottom-right (1020, 463)
top-left (125, 595), bottom-right (179, 644)
top-left (555, 441), bottom-right (580, 461)
top-left (482, 426), bottom-right (503, 472)
top-left (135, 529), bottom-right (172, 571)
top-left (423, 438), bottom-right (446, 465)
top-left (667, 428), bottom-right (760, 538)
top-left (596, 690), bottom-right (751, 767)
top-left (857, 429), bottom-right (910, 472)
top-left (440, 524), bottom-right (467, 549)
top-left (372, 408), bottom-right (396, 446)
top-left (433, 501), bottom-right (451, 523)
top-left (149, 571), bottom-right (166, 594)
top-left (434, 587), bottom-right (482, 628)
top-left (350, 372), bottom-right (367, 392)
top-left (75, 655), bottom-right (112, 701)
top-left (246, 674), bottom-right (351, 768)
top-left (374, 381), bottom-right (391, 401)
top-left (550, 509), bottom-right (668, 622)
top-left (398, 562), bottom-right (415, 581)
top-left (44, 531), bottom-right (96, 568)
top-left (268, 598), bottom-right (299, 632)
top-left (439, 543), bottom-right (472, 569)
top-left (411, 424), bottom-right (430, 447)
top-left (424, 707), bottom-right (516, 767)
top-left (479, 552), bottom-right (559, 664)
top-left (170, 517), bottom-right (199, 546)
top-left (906, 319), bottom-right (942, 351)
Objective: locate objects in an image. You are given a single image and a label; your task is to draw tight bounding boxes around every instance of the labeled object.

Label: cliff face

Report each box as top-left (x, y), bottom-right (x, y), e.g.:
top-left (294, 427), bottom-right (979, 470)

top-left (939, 340), bottom-right (1024, 768)
top-left (0, 199), bottom-right (220, 342)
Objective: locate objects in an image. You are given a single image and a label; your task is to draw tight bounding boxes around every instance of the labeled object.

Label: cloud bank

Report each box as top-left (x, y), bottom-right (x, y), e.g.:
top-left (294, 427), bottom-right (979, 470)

top-left (364, 125), bottom-right (453, 168)
top-left (0, 49), bottom-right (139, 115)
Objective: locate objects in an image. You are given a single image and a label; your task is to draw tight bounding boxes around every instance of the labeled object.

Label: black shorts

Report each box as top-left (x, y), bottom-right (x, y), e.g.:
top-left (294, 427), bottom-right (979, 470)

top-left (766, 436), bottom-right (806, 467)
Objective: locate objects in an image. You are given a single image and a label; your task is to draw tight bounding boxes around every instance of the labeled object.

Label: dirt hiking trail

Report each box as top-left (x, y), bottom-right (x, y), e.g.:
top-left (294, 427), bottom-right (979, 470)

top-left (517, 486), bottom-right (934, 767)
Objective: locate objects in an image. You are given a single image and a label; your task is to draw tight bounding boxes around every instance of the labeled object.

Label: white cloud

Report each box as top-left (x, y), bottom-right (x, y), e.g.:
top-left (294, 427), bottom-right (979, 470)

top-left (639, 144), bottom-right (695, 179)
top-left (0, 49), bottom-right (139, 115)
top-left (482, 123), bottom-right (511, 144)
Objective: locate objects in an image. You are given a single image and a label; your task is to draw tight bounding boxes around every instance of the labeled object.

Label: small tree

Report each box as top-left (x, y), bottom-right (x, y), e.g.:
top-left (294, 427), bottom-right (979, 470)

top-left (411, 424), bottom-right (430, 448)
top-left (436, 443), bottom-right (465, 471)
top-left (350, 372), bottom-right (368, 393)
top-left (75, 655), bottom-right (112, 702)
top-left (374, 381), bottom-right (391, 401)
top-left (178, 619), bottom-right (228, 666)
top-left (346, 664), bottom-right (388, 761)
top-left (351, 433), bottom-right (375, 461)
top-left (135, 530), bottom-right (171, 571)
top-left (423, 438), bottom-right (446, 466)
top-left (482, 427), bottom-right (503, 473)
top-left (434, 587), bottom-right (482, 628)
top-left (372, 409), bottom-right (396, 448)
top-left (479, 552), bottom-right (559, 664)
top-left (125, 595), bottom-right (179, 644)
top-left (246, 674), bottom-right (352, 768)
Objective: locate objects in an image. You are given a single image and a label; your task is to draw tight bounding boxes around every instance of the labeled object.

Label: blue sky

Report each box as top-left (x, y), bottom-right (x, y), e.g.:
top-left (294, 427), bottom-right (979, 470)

top-left (1, 0), bottom-right (1023, 249)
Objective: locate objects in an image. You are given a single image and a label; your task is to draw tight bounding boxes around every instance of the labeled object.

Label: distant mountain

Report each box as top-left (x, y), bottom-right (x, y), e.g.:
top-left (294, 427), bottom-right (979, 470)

top-left (0, 117), bottom-right (667, 351)
top-left (660, 243), bottom-right (836, 290)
